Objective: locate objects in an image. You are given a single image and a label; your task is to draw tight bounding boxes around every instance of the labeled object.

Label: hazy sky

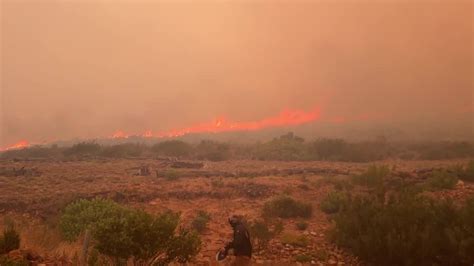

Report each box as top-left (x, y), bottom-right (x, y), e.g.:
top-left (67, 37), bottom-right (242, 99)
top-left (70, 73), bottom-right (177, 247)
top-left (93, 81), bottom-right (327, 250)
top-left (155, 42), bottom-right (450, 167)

top-left (1, 1), bottom-right (473, 146)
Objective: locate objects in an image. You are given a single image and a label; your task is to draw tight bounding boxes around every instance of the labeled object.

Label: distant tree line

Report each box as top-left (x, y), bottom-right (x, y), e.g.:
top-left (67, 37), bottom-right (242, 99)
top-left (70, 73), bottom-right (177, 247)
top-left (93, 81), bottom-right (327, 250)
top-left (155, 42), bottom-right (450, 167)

top-left (2, 132), bottom-right (473, 162)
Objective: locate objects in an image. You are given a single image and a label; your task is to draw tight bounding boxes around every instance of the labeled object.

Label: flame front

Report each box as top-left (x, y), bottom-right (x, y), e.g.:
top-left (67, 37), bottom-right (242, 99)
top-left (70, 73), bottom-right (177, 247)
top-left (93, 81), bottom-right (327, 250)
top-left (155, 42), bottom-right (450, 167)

top-left (0, 140), bottom-right (29, 151)
top-left (111, 107), bottom-right (321, 139)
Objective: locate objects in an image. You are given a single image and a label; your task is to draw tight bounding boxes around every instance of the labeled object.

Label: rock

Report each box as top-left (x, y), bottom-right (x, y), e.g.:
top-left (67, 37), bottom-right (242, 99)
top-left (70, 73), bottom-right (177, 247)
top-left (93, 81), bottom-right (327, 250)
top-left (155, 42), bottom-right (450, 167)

top-left (328, 259), bottom-right (337, 265)
top-left (456, 180), bottom-right (465, 188)
top-left (256, 259), bottom-right (264, 264)
top-left (311, 260), bottom-right (316, 265)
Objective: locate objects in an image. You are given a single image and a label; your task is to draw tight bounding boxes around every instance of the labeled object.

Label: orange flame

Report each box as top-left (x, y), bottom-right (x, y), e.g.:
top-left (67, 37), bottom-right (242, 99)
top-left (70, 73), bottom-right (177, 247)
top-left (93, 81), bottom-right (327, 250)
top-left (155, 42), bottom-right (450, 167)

top-left (111, 130), bottom-right (129, 139)
top-left (111, 107), bottom-right (321, 139)
top-left (0, 140), bottom-right (30, 152)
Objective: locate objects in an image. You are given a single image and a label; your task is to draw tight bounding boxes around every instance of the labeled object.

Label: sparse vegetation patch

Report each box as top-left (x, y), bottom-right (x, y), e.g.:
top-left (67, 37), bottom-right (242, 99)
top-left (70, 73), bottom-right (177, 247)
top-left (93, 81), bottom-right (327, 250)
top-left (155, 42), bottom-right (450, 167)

top-left (263, 196), bottom-right (312, 218)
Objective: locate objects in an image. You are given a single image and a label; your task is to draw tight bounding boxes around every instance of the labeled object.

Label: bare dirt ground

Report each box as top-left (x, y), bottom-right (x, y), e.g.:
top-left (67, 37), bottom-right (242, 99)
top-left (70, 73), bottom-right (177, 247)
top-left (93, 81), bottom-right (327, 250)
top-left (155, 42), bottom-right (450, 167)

top-left (1, 158), bottom-right (473, 265)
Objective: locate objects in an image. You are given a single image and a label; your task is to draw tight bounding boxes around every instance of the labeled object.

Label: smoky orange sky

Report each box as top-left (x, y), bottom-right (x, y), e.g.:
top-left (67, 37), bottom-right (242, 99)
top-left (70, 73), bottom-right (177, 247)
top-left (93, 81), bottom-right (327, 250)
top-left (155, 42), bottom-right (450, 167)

top-left (1, 1), bottom-right (473, 147)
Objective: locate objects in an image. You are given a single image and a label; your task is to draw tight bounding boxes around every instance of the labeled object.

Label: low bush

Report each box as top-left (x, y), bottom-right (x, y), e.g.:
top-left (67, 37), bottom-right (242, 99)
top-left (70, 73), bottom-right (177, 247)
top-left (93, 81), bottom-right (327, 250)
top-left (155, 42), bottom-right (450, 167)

top-left (263, 196), bottom-right (312, 218)
top-left (352, 165), bottom-right (389, 187)
top-left (253, 132), bottom-right (308, 161)
top-left (191, 210), bottom-right (211, 233)
top-left (248, 220), bottom-right (273, 250)
top-left (331, 192), bottom-right (474, 265)
top-left (320, 191), bottom-right (348, 214)
top-left (59, 198), bottom-right (123, 241)
top-left (246, 219), bottom-right (283, 251)
top-left (428, 169), bottom-right (458, 190)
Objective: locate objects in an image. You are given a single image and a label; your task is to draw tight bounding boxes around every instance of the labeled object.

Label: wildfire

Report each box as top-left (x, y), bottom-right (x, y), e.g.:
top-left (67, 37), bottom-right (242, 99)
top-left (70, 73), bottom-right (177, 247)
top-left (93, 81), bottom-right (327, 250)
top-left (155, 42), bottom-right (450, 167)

top-left (112, 130), bottom-right (129, 139)
top-left (0, 140), bottom-right (29, 152)
top-left (111, 107), bottom-right (321, 139)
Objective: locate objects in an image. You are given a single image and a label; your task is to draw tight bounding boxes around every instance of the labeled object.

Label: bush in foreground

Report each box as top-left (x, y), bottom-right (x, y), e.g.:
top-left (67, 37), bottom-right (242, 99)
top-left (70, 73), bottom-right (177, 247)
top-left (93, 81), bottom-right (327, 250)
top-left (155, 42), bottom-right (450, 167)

top-left (331, 193), bottom-right (474, 265)
top-left (60, 199), bottom-right (201, 264)
top-left (263, 196), bottom-right (312, 218)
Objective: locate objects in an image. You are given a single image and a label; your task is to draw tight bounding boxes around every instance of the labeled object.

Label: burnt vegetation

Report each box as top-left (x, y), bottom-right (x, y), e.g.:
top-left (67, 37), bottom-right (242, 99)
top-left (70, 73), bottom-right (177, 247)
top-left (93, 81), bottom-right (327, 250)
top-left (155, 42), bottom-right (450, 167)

top-left (2, 133), bottom-right (473, 162)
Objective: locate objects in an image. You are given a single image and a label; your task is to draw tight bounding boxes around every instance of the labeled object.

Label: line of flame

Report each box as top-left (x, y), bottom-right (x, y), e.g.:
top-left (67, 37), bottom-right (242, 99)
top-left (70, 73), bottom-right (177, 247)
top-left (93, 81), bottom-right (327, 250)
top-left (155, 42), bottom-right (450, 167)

top-left (111, 107), bottom-right (321, 139)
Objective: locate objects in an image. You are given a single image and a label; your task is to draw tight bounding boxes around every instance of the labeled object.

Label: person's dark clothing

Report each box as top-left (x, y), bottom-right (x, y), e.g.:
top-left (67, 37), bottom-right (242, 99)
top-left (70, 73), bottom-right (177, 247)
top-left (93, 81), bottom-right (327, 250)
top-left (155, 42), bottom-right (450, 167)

top-left (224, 223), bottom-right (252, 257)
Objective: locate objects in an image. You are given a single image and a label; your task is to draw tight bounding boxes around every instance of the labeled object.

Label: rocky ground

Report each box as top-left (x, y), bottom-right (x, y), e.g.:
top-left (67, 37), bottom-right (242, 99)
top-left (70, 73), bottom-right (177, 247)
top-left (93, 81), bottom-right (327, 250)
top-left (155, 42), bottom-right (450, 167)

top-left (0, 158), bottom-right (472, 265)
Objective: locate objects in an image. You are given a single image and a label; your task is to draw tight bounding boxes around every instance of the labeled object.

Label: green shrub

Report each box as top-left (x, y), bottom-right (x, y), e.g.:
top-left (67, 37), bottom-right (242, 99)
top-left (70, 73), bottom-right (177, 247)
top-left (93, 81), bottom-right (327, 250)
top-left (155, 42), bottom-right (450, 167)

top-left (60, 199), bottom-right (201, 264)
top-left (263, 196), bottom-right (312, 218)
top-left (331, 193), bottom-right (474, 265)
top-left (295, 221), bottom-right (308, 231)
top-left (191, 210), bottom-right (211, 233)
top-left (253, 132), bottom-right (308, 161)
top-left (320, 191), bottom-right (348, 214)
top-left (248, 220), bottom-right (273, 250)
top-left (60, 198), bottom-right (123, 241)
top-left (428, 170), bottom-right (458, 190)
top-left (352, 165), bottom-right (389, 187)
top-left (281, 233), bottom-right (309, 247)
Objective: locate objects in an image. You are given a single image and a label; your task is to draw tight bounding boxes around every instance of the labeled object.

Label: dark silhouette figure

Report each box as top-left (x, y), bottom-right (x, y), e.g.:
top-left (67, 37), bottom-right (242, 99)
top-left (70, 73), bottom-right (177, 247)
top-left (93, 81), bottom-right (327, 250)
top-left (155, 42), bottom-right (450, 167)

top-left (222, 215), bottom-right (252, 265)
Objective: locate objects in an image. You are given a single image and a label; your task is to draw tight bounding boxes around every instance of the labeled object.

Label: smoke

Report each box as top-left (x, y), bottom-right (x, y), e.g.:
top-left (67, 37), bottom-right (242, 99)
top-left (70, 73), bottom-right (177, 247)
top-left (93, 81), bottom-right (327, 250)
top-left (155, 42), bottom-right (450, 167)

top-left (1, 1), bottom-right (472, 147)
